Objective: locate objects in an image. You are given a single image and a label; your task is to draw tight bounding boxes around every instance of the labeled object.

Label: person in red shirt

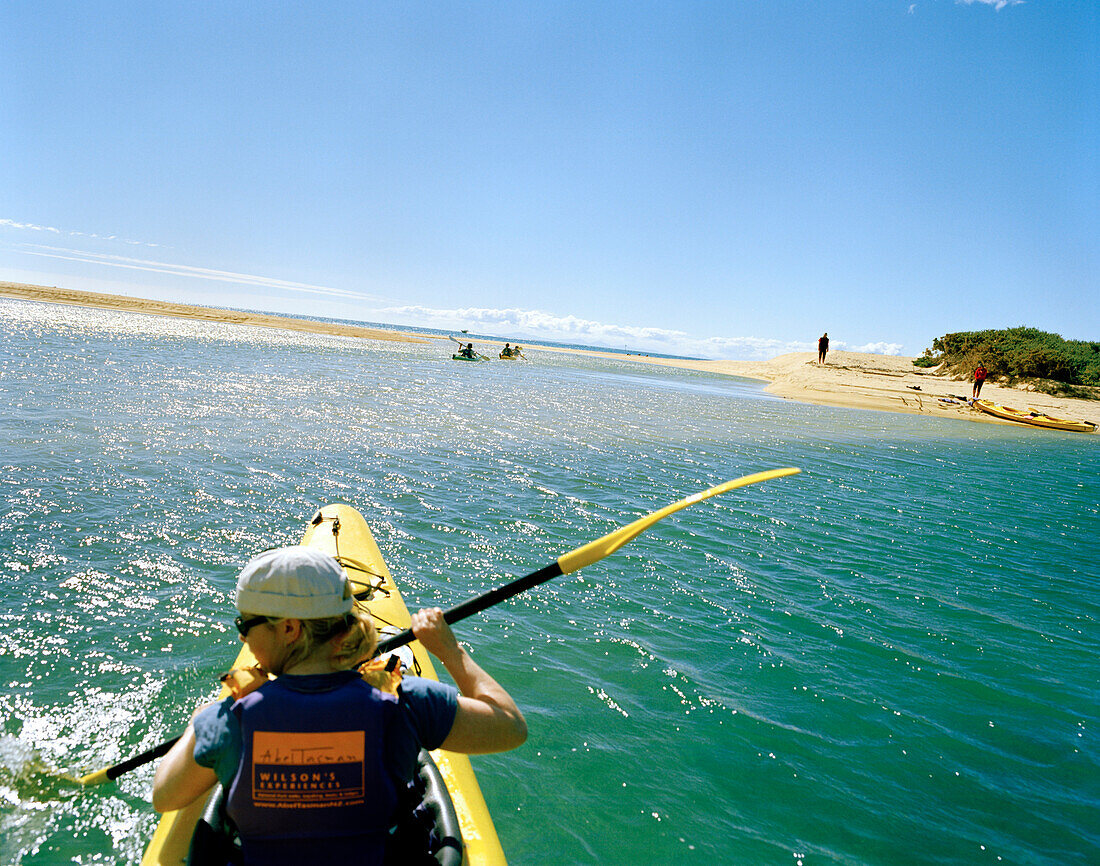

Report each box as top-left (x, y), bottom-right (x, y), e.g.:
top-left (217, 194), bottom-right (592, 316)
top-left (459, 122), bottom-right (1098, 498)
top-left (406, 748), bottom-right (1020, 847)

top-left (972, 363), bottom-right (988, 399)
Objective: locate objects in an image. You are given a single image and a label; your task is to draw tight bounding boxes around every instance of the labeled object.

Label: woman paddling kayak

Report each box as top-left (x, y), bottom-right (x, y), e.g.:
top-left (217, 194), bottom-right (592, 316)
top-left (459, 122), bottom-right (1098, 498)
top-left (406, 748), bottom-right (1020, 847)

top-left (151, 546), bottom-right (526, 865)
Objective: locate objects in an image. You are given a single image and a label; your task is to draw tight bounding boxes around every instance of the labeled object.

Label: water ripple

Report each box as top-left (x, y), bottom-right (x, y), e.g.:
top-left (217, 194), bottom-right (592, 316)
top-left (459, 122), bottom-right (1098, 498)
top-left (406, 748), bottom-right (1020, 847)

top-left (2, 299), bottom-right (1098, 864)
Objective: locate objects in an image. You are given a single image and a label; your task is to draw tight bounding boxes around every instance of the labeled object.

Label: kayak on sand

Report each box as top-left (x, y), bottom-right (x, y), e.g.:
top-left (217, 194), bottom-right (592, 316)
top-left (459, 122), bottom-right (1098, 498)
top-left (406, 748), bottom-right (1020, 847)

top-left (973, 400), bottom-right (1096, 433)
top-left (141, 504), bottom-right (508, 866)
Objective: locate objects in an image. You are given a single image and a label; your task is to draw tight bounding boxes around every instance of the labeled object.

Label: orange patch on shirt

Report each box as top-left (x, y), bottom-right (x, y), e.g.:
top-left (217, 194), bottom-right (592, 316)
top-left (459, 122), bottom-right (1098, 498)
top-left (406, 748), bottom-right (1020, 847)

top-left (250, 730), bottom-right (366, 808)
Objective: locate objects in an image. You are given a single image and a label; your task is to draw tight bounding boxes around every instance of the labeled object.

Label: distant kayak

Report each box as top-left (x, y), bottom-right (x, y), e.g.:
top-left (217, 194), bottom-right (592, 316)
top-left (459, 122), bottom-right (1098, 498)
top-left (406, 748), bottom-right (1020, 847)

top-left (498, 352), bottom-right (521, 360)
top-left (974, 400), bottom-right (1096, 433)
top-left (452, 353), bottom-right (486, 362)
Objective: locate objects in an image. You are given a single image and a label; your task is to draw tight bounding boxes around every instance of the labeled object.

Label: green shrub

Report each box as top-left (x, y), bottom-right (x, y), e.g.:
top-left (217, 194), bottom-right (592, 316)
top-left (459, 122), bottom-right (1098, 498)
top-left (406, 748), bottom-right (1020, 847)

top-left (924, 327), bottom-right (1100, 391)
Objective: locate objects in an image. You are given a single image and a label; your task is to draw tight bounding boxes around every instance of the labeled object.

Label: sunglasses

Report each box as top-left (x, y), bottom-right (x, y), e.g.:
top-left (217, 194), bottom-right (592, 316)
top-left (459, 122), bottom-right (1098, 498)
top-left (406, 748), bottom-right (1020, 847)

top-left (234, 614), bottom-right (269, 637)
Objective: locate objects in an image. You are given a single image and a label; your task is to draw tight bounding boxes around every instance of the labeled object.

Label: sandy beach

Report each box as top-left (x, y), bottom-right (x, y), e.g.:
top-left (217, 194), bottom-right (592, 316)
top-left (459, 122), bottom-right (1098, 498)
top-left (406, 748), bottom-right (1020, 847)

top-left (4, 281), bottom-right (1097, 432)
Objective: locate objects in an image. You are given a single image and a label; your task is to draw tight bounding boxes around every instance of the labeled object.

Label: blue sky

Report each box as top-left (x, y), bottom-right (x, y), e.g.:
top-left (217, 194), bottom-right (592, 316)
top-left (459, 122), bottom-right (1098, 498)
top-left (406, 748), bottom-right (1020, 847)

top-left (2, 1), bottom-right (1096, 359)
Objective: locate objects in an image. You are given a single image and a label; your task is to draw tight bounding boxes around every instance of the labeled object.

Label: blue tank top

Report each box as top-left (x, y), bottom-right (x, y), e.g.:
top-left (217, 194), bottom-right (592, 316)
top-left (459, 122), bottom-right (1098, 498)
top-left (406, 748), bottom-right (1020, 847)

top-left (227, 670), bottom-right (399, 865)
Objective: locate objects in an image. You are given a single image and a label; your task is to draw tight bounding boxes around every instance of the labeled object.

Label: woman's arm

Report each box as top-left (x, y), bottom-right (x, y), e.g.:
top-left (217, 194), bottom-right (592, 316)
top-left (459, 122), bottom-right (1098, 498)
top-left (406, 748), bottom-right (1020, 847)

top-left (411, 607), bottom-right (527, 754)
top-left (151, 713), bottom-right (218, 813)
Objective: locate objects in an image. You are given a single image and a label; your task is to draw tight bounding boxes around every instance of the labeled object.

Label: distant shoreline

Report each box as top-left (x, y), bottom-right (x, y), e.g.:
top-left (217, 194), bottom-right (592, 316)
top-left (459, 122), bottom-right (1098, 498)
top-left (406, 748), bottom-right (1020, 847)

top-left (0, 280), bottom-right (427, 344)
top-left (3, 281), bottom-right (1096, 434)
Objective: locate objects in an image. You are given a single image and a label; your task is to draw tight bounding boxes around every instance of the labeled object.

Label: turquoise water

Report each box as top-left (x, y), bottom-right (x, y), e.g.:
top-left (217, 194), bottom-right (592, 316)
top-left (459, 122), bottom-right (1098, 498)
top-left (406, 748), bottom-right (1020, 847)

top-left (1, 298), bottom-right (1097, 865)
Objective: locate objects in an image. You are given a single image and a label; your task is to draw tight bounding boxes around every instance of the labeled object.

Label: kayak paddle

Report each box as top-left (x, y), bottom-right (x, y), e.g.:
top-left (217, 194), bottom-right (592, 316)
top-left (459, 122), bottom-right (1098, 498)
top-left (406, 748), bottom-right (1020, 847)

top-left (78, 738), bottom-right (180, 787)
top-left (448, 334), bottom-right (490, 360)
top-left (376, 466), bottom-right (799, 654)
top-left (78, 466), bottom-right (799, 785)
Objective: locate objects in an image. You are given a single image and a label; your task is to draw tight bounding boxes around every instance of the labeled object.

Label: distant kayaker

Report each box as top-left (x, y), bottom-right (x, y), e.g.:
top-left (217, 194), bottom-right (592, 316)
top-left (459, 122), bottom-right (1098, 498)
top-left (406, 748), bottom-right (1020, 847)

top-left (972, 363), bottom-right (988, 399)
top-left (461, 343), bottom-right (476, 359)
top-left (818, 332), bottom-right (829, 364)
top-left (502, 343), bottom-right (513, 357)
top-left (151, 546), bottom-right (526, 864)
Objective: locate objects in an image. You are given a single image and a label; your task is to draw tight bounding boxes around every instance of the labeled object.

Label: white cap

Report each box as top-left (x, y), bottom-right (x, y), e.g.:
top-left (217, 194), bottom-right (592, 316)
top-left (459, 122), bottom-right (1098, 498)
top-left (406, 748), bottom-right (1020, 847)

top-left (234, 546), bottom-right (352, 619)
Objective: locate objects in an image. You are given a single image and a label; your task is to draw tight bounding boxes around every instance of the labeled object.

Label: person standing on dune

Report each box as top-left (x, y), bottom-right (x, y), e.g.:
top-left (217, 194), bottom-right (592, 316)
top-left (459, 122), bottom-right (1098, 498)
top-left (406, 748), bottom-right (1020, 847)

top-left (818, 333), bottom-right (829, 364)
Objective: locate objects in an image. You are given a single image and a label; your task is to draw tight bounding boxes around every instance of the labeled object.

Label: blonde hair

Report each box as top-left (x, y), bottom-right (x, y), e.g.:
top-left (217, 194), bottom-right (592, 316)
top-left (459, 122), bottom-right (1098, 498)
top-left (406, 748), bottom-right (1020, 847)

top-left (276, 607), bottom-right (378, 672)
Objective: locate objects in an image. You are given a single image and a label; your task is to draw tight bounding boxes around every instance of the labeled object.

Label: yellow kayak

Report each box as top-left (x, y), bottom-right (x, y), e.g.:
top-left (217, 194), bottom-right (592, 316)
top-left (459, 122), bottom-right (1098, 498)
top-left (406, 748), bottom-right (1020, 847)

top-left (974, 400), bottom-right (1097, 433)
top-left (1024, 408), bottom-right (1097, 434)
top-left (142, 504), bottom-right (508, 865)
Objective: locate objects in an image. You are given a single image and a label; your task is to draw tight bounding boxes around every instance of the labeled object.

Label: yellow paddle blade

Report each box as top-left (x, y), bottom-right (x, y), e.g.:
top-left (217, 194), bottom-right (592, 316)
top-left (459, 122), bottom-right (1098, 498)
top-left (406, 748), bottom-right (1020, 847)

top-left (78, 767), bottom-right (111, 786)
top-left (556, 467), bottom-right (801, 576)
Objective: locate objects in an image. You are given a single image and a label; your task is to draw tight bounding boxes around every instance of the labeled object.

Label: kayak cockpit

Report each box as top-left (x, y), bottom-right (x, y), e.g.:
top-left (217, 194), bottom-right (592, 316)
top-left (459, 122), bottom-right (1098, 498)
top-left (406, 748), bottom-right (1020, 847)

top-left (185, 749), bottom-right (463, 865)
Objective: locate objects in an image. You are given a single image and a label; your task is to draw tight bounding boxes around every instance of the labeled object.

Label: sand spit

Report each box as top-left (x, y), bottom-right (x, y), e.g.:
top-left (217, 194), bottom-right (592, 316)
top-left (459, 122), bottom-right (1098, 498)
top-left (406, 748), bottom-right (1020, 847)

top-left (0, 281), bottom-right (426, 344)
top-left (591, 350), bottom-right (1100, 431)
top-left (3, 281), bottom-right (1096, 433)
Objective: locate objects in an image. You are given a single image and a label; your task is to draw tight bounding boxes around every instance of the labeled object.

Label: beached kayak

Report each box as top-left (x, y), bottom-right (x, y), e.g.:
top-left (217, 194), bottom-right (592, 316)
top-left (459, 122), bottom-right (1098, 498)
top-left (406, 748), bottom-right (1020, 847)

top-left (1022, 410), bottom-right (1097, 433)
top-left (142, 504), bottom-right (508, 866)
top-left (973, 400), bottom-right (1097, 433)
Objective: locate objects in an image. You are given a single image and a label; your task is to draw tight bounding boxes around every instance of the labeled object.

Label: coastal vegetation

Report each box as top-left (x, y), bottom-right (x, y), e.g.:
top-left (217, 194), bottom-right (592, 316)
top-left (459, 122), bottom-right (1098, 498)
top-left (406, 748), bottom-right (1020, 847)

top-left (915, 327), bottom-right (1100, 396)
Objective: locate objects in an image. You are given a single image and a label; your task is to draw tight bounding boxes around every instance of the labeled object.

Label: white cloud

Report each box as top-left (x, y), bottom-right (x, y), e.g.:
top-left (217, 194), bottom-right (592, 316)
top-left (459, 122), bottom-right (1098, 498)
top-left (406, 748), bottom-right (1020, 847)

top-left (3, 219), bottom-right (384, 302)
top-left (16, 244), bottom-right (385, 302)
top-left (841, 340), bottom-right (904, 356)
top-left (385, 304), bottom-right (691, 346)
top-left (1, 217), bottom-right (160, 247)
top-left (955, 0), bottom-right (1025, 10)
top-left (0, 218), bottom-right (62, 234)
top-left (381, 304), bottom-right (903, 361)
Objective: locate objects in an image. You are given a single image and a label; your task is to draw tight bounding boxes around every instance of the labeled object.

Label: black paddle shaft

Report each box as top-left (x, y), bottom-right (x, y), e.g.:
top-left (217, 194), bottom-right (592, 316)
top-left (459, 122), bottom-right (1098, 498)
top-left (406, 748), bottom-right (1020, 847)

top-left (107, 736), bottom-right (180, 781)
top-left (374, 562), bottom-right (563, 656)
